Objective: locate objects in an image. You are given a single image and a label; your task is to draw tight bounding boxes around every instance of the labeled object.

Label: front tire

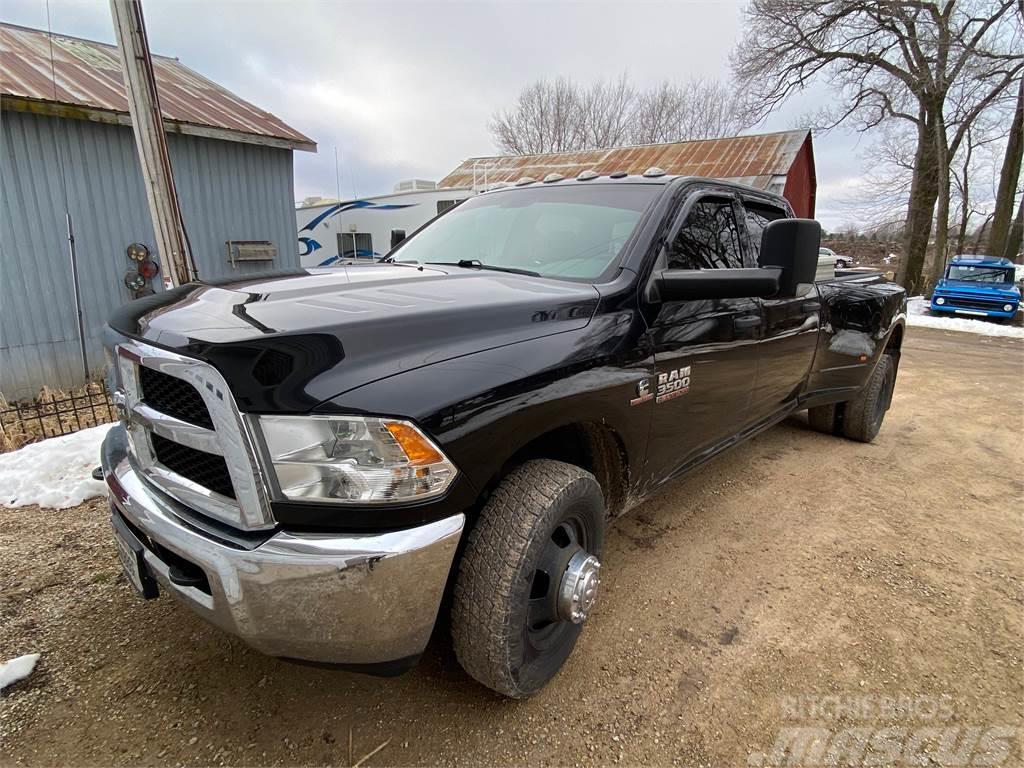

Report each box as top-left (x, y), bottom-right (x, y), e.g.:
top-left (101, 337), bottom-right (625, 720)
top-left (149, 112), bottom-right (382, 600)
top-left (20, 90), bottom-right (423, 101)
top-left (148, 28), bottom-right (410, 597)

top-left (451, 460), bottom-right (605, 698)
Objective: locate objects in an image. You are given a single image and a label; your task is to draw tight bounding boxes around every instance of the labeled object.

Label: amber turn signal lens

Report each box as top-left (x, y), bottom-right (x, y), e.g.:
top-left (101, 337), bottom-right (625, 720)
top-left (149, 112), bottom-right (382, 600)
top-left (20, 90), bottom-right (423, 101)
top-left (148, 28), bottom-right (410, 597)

top-left (385, 421), bottom-right (444, 466)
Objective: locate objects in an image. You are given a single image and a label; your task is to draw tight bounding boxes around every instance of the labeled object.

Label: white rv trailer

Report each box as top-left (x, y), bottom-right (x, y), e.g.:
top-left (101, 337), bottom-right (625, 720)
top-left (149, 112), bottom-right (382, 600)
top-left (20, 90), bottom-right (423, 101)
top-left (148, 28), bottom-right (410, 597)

top-left (296, 187), bottom-right (473, 267)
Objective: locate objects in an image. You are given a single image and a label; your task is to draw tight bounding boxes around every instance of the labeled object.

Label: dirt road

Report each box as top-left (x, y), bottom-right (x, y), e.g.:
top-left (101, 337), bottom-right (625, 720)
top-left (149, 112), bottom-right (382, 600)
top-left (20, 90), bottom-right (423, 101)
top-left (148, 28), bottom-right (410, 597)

top-left (2, 326), bottom-right (1022, 767)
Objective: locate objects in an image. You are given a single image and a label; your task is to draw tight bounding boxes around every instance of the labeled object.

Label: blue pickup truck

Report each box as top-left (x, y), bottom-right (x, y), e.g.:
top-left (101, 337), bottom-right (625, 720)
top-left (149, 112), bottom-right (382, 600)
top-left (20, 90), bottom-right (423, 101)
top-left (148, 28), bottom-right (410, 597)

top-left (930, 255), bottom-right (1021, 322)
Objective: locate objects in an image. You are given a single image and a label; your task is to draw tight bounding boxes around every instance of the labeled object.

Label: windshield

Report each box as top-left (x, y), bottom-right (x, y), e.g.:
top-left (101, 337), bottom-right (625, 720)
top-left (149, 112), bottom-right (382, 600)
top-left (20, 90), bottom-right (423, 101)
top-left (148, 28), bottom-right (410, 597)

top-left (389, 184), bottom-right (659, 281)
top-left (946, 265), bottom-right (1013, 284)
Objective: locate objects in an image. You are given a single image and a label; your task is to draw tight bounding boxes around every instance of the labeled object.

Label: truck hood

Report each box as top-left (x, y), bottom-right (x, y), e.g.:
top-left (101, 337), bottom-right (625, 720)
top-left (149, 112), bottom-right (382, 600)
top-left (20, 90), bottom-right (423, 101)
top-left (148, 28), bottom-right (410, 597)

top-left (108, 264), bottom-right (600, 412)
top-left (935, 279), bottom-right (1020, 299)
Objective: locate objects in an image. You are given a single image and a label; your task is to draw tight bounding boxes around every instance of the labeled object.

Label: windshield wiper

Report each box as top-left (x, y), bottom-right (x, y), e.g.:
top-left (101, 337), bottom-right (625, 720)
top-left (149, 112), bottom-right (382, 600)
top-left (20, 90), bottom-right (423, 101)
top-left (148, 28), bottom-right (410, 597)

top-left (427, 259), bottom-right (541, 277)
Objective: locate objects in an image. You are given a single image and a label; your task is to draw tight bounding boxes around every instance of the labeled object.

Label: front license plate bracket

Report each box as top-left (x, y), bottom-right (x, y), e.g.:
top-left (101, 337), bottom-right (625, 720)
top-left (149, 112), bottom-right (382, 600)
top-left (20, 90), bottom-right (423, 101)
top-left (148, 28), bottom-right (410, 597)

top-left (111, 514), bottom-right (159, 600)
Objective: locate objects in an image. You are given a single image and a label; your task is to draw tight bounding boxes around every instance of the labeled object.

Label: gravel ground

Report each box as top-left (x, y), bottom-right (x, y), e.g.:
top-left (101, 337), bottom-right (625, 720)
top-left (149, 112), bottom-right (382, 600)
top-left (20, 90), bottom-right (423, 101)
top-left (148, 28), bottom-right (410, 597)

top-left (2, 325), bottom-right (1022, 767)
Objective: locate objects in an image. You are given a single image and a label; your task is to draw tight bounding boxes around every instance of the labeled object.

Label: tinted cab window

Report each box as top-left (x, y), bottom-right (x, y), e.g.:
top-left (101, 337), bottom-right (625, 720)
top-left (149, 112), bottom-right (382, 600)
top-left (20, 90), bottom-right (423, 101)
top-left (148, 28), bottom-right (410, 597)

top-left (667, 198), bottom-right (744, 270)
top-left (742, 201), bottom-right (787, 266)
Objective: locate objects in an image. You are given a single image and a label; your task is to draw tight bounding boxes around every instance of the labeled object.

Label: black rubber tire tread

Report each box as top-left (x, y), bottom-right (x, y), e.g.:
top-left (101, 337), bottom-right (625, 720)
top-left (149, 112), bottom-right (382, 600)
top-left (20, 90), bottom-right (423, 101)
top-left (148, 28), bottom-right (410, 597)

top-left (807, 403), bottom-right (838, 434)
top-left (451, 459), bottom-right (604, 698)
top-left (843, 354), bottom-right (894, 443)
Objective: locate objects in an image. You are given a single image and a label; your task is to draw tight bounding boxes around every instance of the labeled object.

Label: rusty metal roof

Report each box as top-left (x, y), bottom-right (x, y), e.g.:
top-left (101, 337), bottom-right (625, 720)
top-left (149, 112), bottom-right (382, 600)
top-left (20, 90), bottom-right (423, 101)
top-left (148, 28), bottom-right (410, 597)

top-left (438, 130), bottom-right (810, 190)
top-left (0, 23), bottom-right (315, 151)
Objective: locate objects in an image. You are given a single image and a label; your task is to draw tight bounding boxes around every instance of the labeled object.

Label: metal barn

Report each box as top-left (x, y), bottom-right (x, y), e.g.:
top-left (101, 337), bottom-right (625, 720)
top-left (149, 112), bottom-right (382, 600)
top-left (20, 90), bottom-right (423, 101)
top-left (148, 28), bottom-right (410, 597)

top-left (0, 23), bottom-right (315, 399)
top-left (439, 130), bottom-right (817, 218)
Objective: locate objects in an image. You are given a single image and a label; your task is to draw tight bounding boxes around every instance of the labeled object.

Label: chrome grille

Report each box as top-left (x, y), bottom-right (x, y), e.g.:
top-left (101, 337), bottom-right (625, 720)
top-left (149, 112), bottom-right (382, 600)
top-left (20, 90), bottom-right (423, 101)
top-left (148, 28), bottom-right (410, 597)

top-left (114, 339), bottom-right (274, 531)
top-left (139, 366), bottom-right (214, 429)
top-left (150, 433), bottom-right (236, 499)
top-left (942, 296), bottom-right (1005, 312)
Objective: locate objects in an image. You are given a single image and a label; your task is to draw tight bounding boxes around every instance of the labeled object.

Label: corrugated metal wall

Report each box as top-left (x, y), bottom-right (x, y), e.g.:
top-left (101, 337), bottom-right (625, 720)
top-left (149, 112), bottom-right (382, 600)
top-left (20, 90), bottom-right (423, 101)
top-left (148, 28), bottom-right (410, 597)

top-left (1, 111), bottom-right (297, 399)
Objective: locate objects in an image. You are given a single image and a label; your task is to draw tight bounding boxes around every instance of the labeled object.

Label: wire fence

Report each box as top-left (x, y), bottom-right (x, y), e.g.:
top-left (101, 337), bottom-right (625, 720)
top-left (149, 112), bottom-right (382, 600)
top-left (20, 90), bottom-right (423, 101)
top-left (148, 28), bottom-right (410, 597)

top-left (0, 383), bottom-right (118, 453)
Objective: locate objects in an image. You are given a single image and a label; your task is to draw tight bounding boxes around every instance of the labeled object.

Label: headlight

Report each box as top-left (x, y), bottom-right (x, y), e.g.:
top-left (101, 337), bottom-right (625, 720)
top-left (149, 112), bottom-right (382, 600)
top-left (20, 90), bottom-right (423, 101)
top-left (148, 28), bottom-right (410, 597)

top-left (256, 415), bottom-right (457, 503)
top-left (1004, 304), bottom-right (1015, 313)
top-left (934, 296), bottom-right (946, 305)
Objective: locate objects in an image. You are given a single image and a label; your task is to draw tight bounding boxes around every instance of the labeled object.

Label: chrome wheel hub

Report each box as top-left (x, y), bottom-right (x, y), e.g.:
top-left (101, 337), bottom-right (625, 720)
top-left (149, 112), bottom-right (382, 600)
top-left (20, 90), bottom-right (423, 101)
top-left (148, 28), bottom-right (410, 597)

top-left (557, 551), bottom-right (601, 624)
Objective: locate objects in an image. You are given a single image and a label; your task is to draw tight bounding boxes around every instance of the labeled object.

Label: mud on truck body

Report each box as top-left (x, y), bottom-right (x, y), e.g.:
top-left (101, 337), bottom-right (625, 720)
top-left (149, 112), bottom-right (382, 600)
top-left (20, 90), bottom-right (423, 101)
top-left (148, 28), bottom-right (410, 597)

top-left (101, 174), bottom-right (906, 697)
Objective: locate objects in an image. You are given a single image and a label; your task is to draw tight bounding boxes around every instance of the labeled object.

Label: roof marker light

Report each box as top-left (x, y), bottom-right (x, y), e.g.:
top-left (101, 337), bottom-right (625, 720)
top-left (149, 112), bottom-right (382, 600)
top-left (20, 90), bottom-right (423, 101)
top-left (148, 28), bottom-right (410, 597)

top-left (643, 166), bottom-right (666, 177)
top-left (516, 176), bottom-right (537, 186)
top-left (543, 173), bottom-right (565, 183)
top-left (609, 170), bottom-right (627, 179)
top-left (577, 170), bottom-right (599, 180)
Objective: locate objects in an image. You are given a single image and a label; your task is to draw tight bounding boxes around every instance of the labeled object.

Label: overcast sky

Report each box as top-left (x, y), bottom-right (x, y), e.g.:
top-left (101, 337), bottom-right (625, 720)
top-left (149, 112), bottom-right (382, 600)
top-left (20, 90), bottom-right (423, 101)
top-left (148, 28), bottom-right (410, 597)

top-left (5, 0), bottom-right (872, 228)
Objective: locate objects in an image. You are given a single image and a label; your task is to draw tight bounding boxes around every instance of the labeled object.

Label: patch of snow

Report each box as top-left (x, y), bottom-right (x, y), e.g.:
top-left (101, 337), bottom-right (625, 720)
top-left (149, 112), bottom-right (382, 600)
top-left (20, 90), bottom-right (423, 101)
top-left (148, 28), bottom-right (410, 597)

top-left (829, 328), bottom-right (877, 357)
top-left (0, 423), bottom-right (113, 509)
top-left (906, 297), bottom-right (1024, 338)
top-left (0, 653), bottom-right (40, 690)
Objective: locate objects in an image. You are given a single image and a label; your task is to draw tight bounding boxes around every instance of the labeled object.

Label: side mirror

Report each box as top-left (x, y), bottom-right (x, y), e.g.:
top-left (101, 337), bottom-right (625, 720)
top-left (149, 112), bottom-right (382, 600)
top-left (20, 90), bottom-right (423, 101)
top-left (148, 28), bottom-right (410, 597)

top-left (390, 229), bottom-right (407, 249)
top-left (656, 267), bottom-right (781, 301)
top-left (758, 218), bottom-right (821, 296)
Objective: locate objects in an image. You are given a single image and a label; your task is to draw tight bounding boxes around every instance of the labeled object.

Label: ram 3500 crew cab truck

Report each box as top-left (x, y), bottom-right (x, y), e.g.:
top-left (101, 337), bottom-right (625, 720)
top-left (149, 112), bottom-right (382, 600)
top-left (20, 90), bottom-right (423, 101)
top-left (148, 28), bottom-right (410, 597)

top-left (101, 174), bottom-right (906, 697)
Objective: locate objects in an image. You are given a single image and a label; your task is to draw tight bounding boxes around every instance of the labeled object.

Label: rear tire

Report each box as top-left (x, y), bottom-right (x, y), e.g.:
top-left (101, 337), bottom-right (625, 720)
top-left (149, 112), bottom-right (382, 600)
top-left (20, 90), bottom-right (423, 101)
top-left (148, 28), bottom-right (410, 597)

top-left (451, 459), bottom-right (605, 698)
top-left (842, 354), bottom-right (896, 443)
top-left (807, 403), bottom-right (839, 434)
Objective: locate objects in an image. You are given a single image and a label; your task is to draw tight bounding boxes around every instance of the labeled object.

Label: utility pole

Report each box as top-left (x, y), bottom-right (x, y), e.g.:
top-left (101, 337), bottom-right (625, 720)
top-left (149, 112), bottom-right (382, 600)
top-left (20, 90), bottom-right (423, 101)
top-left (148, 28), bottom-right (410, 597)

top-left (110, 0), bottom-right (195, 286)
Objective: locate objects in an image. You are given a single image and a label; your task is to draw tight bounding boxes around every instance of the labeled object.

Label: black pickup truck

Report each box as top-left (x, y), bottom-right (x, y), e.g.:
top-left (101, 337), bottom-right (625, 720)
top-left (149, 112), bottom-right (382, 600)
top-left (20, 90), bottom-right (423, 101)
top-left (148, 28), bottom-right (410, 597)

top-left (100, 173), bottom-right (906, 697)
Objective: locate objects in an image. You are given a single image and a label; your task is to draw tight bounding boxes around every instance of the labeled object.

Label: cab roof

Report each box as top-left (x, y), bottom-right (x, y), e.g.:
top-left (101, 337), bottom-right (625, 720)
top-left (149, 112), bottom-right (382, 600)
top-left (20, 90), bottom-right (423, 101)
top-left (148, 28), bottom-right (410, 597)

top-left (478, 172), bottom-right (791, 209)
top-left (950, 255), bottom-right (1014, 267)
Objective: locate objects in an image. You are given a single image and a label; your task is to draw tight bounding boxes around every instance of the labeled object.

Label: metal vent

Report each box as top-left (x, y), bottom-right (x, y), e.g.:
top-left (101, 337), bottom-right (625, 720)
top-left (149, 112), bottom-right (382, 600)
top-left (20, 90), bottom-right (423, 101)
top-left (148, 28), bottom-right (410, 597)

top-left (227, 240), bottom-right (276, 264)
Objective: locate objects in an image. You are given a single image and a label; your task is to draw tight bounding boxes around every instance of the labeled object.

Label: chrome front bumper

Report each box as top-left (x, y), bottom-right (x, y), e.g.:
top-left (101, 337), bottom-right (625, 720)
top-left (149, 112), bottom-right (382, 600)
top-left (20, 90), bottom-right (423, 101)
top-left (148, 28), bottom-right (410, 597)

top-left (101, 425), bottom-right (464, 666)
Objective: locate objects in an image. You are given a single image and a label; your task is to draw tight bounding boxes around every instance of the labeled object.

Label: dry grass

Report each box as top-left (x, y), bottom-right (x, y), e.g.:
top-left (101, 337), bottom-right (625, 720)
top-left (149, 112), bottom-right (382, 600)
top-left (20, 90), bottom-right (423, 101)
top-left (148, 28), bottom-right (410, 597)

top-left (0, 382), bottom-right (116, 453)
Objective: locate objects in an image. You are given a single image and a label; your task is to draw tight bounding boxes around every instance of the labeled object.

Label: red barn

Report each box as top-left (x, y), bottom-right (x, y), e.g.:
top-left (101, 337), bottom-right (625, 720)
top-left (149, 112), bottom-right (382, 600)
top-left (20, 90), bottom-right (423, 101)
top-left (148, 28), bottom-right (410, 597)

top-left (439, 129), bottom-right (816, 218)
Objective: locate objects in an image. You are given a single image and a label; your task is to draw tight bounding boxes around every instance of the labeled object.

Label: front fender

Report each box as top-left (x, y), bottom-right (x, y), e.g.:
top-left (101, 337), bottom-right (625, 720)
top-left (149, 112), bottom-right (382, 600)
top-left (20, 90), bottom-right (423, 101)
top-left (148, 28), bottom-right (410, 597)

top-left (318, 315), bottom-right (653, 499)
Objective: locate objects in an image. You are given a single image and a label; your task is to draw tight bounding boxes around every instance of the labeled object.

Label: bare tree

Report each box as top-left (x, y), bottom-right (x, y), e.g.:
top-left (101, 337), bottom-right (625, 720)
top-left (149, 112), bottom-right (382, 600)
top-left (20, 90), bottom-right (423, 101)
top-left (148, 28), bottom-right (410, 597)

top-left (489, 74), bottom-right (750, 155)
top-left (949, 116), bottom-right (1010, 253)
top-left (631, 78), bottom-right (749, 145)
top-left (579, 74), bottom-right (637, 149)
top-left (849, 95), bottom-right (1014, 258)
top-left (1006, 197), bottom-right (1023, 258)
top-left (927, 54), bottom-right (1023, 285)
top-left (732, 0), bottom-right (1023, 295)
top-left (488, 77), bottom-right (584, 155)
top-left (988, 78), bottom-right (1023, 259)
top-left (841, 124), bottom-right (918, 233)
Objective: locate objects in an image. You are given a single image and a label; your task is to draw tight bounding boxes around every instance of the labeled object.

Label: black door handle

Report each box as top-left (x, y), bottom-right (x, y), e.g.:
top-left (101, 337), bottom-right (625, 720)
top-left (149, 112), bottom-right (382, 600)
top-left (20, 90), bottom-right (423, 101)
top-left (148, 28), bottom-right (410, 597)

top-left (800, 301), bottom-right (821, 312)
top-left (734, 315), bottom-right (762, 328)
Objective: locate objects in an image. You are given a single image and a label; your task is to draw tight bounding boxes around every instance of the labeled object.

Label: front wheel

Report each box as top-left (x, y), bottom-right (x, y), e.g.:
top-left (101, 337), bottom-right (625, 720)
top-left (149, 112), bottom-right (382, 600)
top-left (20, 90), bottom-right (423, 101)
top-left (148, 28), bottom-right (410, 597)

top-left (451, 459), bottom-right (605, 698)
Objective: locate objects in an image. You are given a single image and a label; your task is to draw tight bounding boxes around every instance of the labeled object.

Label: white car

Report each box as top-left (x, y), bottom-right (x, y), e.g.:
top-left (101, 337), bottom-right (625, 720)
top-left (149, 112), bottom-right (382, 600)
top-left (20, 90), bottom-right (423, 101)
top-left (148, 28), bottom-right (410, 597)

top-left (819, 247), bottom-right (851, 269)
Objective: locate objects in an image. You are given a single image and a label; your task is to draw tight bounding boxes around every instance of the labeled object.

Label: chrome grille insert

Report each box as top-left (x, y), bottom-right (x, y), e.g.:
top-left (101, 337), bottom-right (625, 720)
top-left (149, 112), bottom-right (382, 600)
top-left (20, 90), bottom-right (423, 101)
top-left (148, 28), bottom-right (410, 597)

top-left (150, 434), bottom-right (235, 499)
top-left (114, 339), bottom-right (274, 531)
top-left (139, 365), bottom-right (214, 429)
